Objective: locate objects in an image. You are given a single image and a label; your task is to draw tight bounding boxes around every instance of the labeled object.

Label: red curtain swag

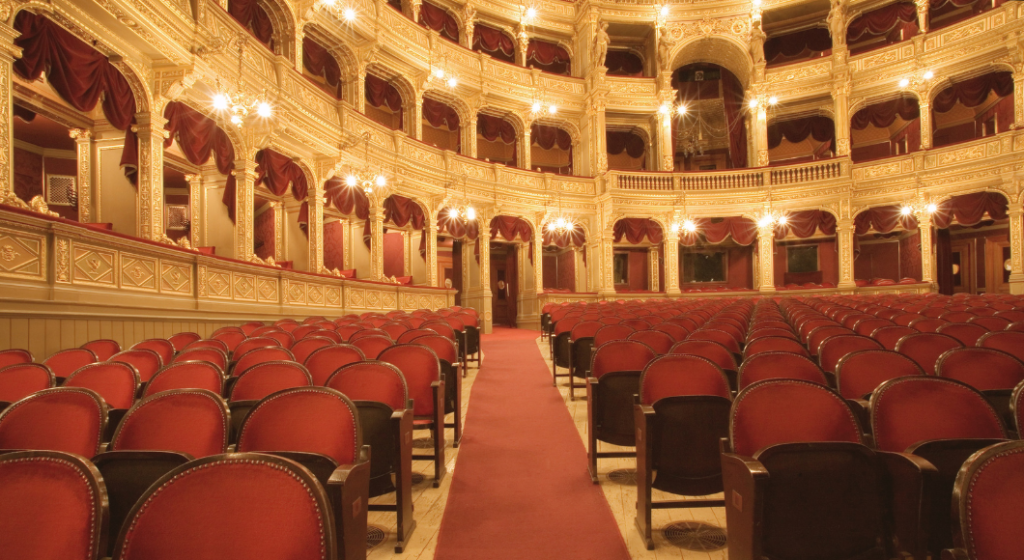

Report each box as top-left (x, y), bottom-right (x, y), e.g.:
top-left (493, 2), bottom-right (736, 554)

top-left (14, 12), bottom-right (138, 185)
top-left (438, 210), bottom-right (480, 240)
top-left (473, 24), bottom-right (515, 62)
top-left (163, 102), bottom-right (239, 221)
top-left (854, 206), bottom-right (918, 234)
top-left (604, 51), bottom-right (643, 77)
top-left (302, 37), bottom-right (342, 98)
top-left (228, 0), bottom-right (274, 48)
top-left (721, 71), bottom-right (748, 169)
top-left (763, 28), bottom-right (831, 64)
top-left (526, 40), bottom-right (570, 75)
top-left (531, 124), bottom-right (571, 150)
top-left (421, 98), bottom-right (460, 131)
top-left (932, 72), bottom-right (1013, 114)
top-left (324, 177), bottom-right (370, 220)
top-left (614, 218), bottom-right (663, 244)
top-left (477, 113), bottom-right (516, 143)
top-left (847, 2), bottom-right (918, 44)
top-left (606, 131), bottom-right (645, 158)
top-left (774, 210), bottom-right (837, 239)
top-left (365, 74), bottom-right (404, 128)
top-left (419, 1), bottom-right (459, 42)
top-left (490, 216), bottom-right (532, 242)
top-left (852, 98), bottom-right (920, 129)
top-left (542, 227), bottom-right (586, 248)
top-left (679, 217), bottom-right (757, 246)
top-left (255, 149), bottom-right (308, 202)
top-left (768, 116), bottom-right (835, 150)
top-left (932, 192), bottom-right (1008, 229)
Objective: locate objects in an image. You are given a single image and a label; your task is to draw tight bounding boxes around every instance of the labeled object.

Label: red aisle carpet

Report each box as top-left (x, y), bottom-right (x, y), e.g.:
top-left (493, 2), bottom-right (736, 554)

top-left (434, 327), bottom-right (630, 560)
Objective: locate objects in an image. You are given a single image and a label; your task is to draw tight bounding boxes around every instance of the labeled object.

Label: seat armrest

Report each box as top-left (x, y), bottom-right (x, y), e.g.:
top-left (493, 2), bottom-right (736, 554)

top-left (721, 452), bottom-right (769, 560)
top-left (328, 446), bottom-right (371, 560)
top-left (877, 450), bottom-right (938, 560)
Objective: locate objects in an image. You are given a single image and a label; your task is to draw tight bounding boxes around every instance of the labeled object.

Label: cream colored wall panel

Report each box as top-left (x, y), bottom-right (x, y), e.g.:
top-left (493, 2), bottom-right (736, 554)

top-left (121, 254), bottom-right (158, 292)
top-left (27, 320), bottom-right (45, 360)
top-left (0, 318), bottom-right (10, 349)
top-left (60, 319), bottom-right (75, 352)
top-left (160, 260), bottom-right (192, 296)
top-left (10, 319), bottom-right (28, 353)
top-left (110, 322), bottom-right (123, 347)
top-left (72, 242), bottom-right (117, 287)
top-left (0, 227), bottom-right (46, 282)
top-left (98, 145), bottom-right (137, 236)
top-left (44, 319), bottom-right (61, 359)
top-left (233, 273), bottom-right (257, 301)
top-left (99, 321), bottom-right (112, 341)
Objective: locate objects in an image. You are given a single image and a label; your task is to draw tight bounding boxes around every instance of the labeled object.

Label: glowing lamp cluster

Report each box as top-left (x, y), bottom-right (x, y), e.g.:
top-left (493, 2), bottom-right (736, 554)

top-left (531, 102), bottom-right (558, 115)
top-left (670, 219), bottom-right (698, 234)
top-left (757, 213), bottom-right (788, 228)
top-left (318, 0), bottom-right (357, 21)
top-left (344, 169), bottom-right (388, 195)
top-left (448, 206), bottom-right (476, 221)
top-left (546, 216), bottom-right (576, 233)
top-left (212, 92), bottom-right (273, 127)
top-left (901, 203), bottom-right (938, 216)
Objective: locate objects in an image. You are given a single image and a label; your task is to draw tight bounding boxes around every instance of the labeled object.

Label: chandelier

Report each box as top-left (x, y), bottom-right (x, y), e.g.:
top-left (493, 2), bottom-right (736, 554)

top-left (757, 183), bottom-right (788, 228)
top-left (900, 181), bottom-right (937, 217)
top-left (670, 190), bottom-right (698, 234)
top-left (529, 85), bottom-right (558, 116)
top-left (338, 132), bottom-right (390, 197)
top-left (212, 35), bottom-right (273, 127)
top-left (428, 49), bottom-right (459, 91)
top-left (544, 185), bottom-right (576, 234)
top-left (443, 173), bottom-right (476, 222)
top-left (315, 0), bottom-right (358, 23)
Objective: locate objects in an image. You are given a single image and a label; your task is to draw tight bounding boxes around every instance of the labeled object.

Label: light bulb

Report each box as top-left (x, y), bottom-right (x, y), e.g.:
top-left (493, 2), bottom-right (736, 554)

top-left (321, 0), bottom-right (337, 5)
top-left (466, 207), bottom-right (476, 220)
top-left (660, 5), bottom-right (670, 15)
top-left (532, 102), bottom-right (542, 113)
top-left (433, 68), bottom-right (445, 79)
top-left (748, 98), bottom-right (759, 108)
top-left (547, 222), bottom-right (557, 231)
top-left (677, 104), bottom-right (688, 115)
top-left (556, 217), bottom-right (567, 229)
top-left (753, 0), bottom-right (762, 6)
top-left (447, 77), bottom-right (458, 88)
top-left (548, 105), bottom-right (558, 114)
top-left (230, 114), bottom-right (242, 125)
top-left (923, 70), bottom-right (934, 80)
top-left (526, 7), bottom-right (537, 19)
top-left (345, 175), bottom-right (357, 187)
top-left (683, 219), bottom-right (697, 233)
top-left (777, 215), bottom-right (787, 225)
top-left (899, 78), bottom-right (910, 88)
top-left (213, 94), bottom-right (229, 110)
top-left (758, 215), bottom-right (773, 228)
top-left (449, 208), bottom-right (459, 220)
top-left (257, 102), bottom-right (272, 118)
top-left (671, 223), bottom-right (680, 233)
top-left (901, 205), bottom-right (914, 216)
top-left (658, 104), bottom-right (670, 115)
top-left (768, 96), bottom-right (778, 105)
top-left (926, 203), bottom-right (937, 213)
top-left (375, 175), bottom-right (387, 187)
top-left (343, 7), bottom-right (356, 21)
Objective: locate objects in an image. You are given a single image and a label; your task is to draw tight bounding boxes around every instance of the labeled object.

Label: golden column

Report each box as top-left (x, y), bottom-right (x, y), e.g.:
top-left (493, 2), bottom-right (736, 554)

top-left (133, 111), bottom-right (168, 241)
top-left (663, 226), bottom-right (681, 296)
top-left (69, 129), bottom-right (93, 223)
top-left (757, 224), bottom-right (777, 292)
top-left (233, 158), bottom-right (258, 262)
top-left (917, 211), bottom-right (936, 285)
top-left (185, 173), bottom-right (202, 249)
top-left (368, 198), bottom-right (386, 280)
top-left (836, 219), bottom-right (857, 289)
top-left (1007, 194), bottom-right (1024, 294)
top-left (649, 245), bottom-right (660, 292)
top-left (307, 182), bottom-right (325, 273)
top-left (477, 224), bottom-right (492, 333)
top-left (0, 21), bottom-right (20, 206)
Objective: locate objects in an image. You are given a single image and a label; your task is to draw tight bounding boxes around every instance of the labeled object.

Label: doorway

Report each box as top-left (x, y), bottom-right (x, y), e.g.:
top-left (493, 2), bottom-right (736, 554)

top-left (490, 243), bottom-right (517, 327)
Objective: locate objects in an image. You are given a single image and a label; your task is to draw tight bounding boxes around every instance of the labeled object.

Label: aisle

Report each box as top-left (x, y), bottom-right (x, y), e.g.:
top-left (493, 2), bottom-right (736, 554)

top-left (434, 328), bottom-right (630, 560)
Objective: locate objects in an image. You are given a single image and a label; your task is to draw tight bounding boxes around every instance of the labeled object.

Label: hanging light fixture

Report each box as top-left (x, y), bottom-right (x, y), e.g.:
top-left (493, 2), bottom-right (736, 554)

top-left (336, 132), bottom-right (390, 198)
top-left (211, 35), bottom-right (273, 127)
top-left (544, 183), bottom-right (576, 234)
top-left (428, 45), bottom-right (460, 91)
top-left (443, 173), bottom-right (476, 222)
top-left (670, 189), bottom-right (698, 234)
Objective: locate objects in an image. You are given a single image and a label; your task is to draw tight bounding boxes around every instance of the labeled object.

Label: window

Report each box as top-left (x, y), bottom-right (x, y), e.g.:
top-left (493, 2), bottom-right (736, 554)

top-left (613, 252), bottom-right (629, 285)
top-left (787, 245), bottom-right (819, 273)
top-left (682, 251), bottom-right (728, 283)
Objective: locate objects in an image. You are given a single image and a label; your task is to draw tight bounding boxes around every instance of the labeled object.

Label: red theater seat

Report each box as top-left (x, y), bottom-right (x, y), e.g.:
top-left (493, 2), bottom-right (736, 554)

top-left (0, 387), bottom-right (107, 457)
top-left (0, 363), bottom-right (54, 405)
top-left (945, 440), bottom-right (1024, 560)
top-left (81, 339), bottom-right (120, 361)
top-left (143, 361), bottom-right (224, 397)
top-left (379, 344), bottom-right (446, 487)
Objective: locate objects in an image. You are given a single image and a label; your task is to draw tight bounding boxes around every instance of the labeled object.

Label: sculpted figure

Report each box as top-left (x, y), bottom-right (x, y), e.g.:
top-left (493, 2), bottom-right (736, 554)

top-left (593, 22), bottom-right (610, 68)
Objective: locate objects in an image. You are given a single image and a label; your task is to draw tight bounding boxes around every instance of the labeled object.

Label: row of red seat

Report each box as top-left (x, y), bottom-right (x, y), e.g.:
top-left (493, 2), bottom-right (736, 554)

top-left (0, 305), bottom-right (478, 560)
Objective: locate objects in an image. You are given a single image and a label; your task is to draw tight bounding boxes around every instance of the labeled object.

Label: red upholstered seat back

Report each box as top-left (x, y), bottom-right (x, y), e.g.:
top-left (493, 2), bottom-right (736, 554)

top-left (212, 330), bottom-right (246, 354)
top-left (570, 321), bottom-right (603, 341)
top-left (44, 348), bottom-right (98, 378)
top-left (240, 322), bottom-right (264, 336)
top-left (232, 347), bottom-right (295, 377)
top-left (397, 329), bottom-right (434, 344)
top-left (64, 362), bottom-right (139, 409)
top-left (835, 349), bottom-right (924, 399)
top-left (895, 333), bottom-right (963, 375)
top-left (379, 345), bottom-right (441, 416)
top-left (109, 349), bottom-right (163, 382)
top-left (423, 322), bottom-right (457, 340)
top-left (818, 335), bottom-right (882, 374)
top-left (229, 362), bottom-right (312, 403)
top-left (263, 330), bottom-right (295, 349)
top-left (290, 325), bottom-right (319, 340)
top-left (738, 352), bottom-right (828, 390)
top-left (233, 337), bottom-right (281, 359)
top-left (627, 330), bottom-right (675, 354)
top-left (81, 339), bottom-right (121, 361)
top-left (168, 332), bottom-right (201, 352)
top-left (380, 323), bottom-right (409, 340)
top-left (937, 322), bottom-right (988, 346)
top-left (978, 331), bottom-right (1024, 362)
top-left (970, 316), bottom-right (1011, 332)
top-left (951, 441), bottom-right (1024, 560)
top-left (622, 319), bottom-right (652, 331)
top-left (237, 387), bottom-right (361, 466)
top-left (743, 336), bottom-right (809, 359)
top-left (591, 341), bottom-right (656, 379)
top-left (184, 339), bottom-right (229, 353)
top-left (937, 348), bottom-right (1024, 391)
top-left (910, 318), bottom-right (947, 333)
top-left (112, 389), bottom-right (229, 458)
top-left (144, 361), bottom-right (224, 398)
top-left (352, 335), bottom-right (395, 359)
top-left (250, 326), bottom-right (280, 337)
top-left (688, 329), bottom-right (741, 355)
top-left (293, 335), bottom-right (337, 362)
top-left (807, 326), bottom-right (855, 357)
top-left (594, 324), bottom-right (635, 347)
top-left (413, 335), bottom-right (458, 365)
top-left (730, 379), bottom-right (862, 457)
top-left (652, 323), bottom-right (689, 342)
top-left (871, 325), bottom-right (917, 350)
top-left (303, 345), bottom-right (365, 386)
top-left (326, 361), bottom-right (408, 411)
top-left (870, 377), bottom-right (1006, 453)
top-left (172, 347), bottom-right (228, 371)
top-left (0, 387), bottom-right (106, 457)
top-left (131, 339), bottom-right (175, 365)
top-left (854, 318), bottom-right (893, 337)
top-left (747, 328), bottom-right (797, 342)
top-left (0, 349), bottom-right (34, 368)
top-left (0, 451), bottom-right (105, 560)
top-left (335, 325), bottom-right (364, 341)
top-left (113, 453), bottom-right (335, 560)
top-left (0, 363), bottom-right (54, 403)
top-left (639, 355), bottom-right (731, 405)
top-left (670, 340), bottom-right (738, 371)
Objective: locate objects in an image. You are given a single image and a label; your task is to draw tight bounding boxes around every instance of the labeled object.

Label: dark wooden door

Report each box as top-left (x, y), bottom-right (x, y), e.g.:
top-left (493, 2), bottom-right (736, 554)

top-left (491, 257), bottom-right (508, 326)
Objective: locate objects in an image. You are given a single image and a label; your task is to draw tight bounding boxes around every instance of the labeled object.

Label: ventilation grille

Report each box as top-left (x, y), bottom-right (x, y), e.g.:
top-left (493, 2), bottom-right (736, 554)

top-left (166, 205), bottom-right (189, 230)
top-left (663, 522), bottom-right (727, 551)
top-left (366, 525), bottom-right (386, 549)
top-left (47, 175), bottom-right (76, 206)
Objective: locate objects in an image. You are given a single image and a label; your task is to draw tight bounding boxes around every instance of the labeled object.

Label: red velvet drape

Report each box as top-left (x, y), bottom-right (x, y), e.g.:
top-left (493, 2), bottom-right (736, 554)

top-left (531, 124), bottom-right (571, 150)
top-left (852, 97), bottom-right (920, 129)
top-left (490, 216), bottom-right (532, 242)
top-left (228, 0), bottom-right (274, 48)
top-left (421, 98), bottom-right (460, 131)
top-left (606, 131), bottom-right (645, 158)
top-left (679, 217), bottom-right (757, 246)
top-left (854, 206), bottom-right (917, 234)
top-left (933, 72), bottom-right (1013, 113)
top-left (614, 218), bottom-right (663, 244)
top-left (477, 114), bottom-right (516, 143)
top-left (302, 37), bottom-right (342, 99)
top-left (847, 2), bottom-right (918, 44)
top-left (768, 116), bottom-right (835, 151)
top-left (255, 149), bottom-right (308, 201)
top-left (932, 192), bottom-right (1008, 228)
top-left (721, 71), bottom-right (748, 169)
top-left (438, 210), bottom-right (480, 240)
top-left (605, 51), bottom-right (643, 77)
top-left (526, 40), bottom-right (571, 76)
top-left (365, 74), bottom-right (404, 128)
top-left (542, 227), bottom-right (586, 247)
top-left (473, 24), bottom-right (515, 63)
top-left (163, 102), bottom-right (239, 221)
top-left (419, 1), bottom-right (459, 42)
top-left (324, 177), bottom-right (369, 220)
top-left (775, 210), bottom-right (837, 238)
top-left (763, 28), bottom-right (831, 64)
top-left (14, 12), bottom-right (138, 185)
top-left (384, 194), bottom-right (425, 257)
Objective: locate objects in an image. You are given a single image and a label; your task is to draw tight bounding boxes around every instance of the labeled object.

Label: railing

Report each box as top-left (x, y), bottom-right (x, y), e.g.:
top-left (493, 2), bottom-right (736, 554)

top-left (680, 169), bottom-right (765, 190)
top-left (617, 173), bottom-right (675, 191)
top-left (770, 160), bottom-right (845, 185)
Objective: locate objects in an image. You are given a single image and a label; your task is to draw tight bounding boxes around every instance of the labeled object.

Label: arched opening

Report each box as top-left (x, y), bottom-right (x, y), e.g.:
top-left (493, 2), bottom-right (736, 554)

top-left (605, 50), bottom-right (645, 77)
top-left (851, 97), bottom-right (920, 162)
top-left (322, 176), bottom-right (368, 278)
top-left (437, 209), bottom-right (480, 306)
top-left (380, 194), bottom-right (427, 284)
top-left (613, 218), bottom-right (663, 294)
top-left (419, 1), bottom-right (459, 43)
top-left (302, 35), bottom-right (343, 99)
top-left (847, 2), bottom-right (919, 55)
top-left (853, 205), bottom-right (922, 286)
top-left (527, 39), bottom-right (571, 76)
top-left (773, 210), bottom-right (839, 290)
top-left (930, 0), bottom-right (1006, 31)
top-left (672, 64), bottom-right (748, 170)
top-left (422, 97), bottom-right (461, 153)
top-left (934, 192), bottom-right (1011, 295)
top-left (365, 73), bottom-right (404, 131)
top-left (530, 123), bottom-right (572, 175)
top-left (768, 115), bottom-right (835, 164)
top-left (606, 129), bottom-right (647, 170)
top-left (932, 72), bottom-right (1013, 148)
top-left (476, 113), bottom-right (518, 167)
top-left (540, 225), bottom-right (586, 294)
top-left (252, 149), bottom-right (309, 269)
top-left (228, 0), bottom-right (275, 51)
top-left (763, 27), bottom-right (831, 66)
top-left (472, 24), bottom-right (515, 64)
top-left (12, 12), bottom-right (139, 235)
top-left (489, 216), bottom-right (534, 327)
top-left (678, 217), bottom-right (756, 292)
